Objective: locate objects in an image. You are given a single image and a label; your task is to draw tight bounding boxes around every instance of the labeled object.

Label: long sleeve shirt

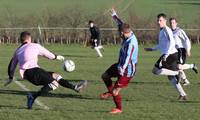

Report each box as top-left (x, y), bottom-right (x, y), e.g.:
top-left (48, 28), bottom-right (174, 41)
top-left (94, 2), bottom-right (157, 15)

top-left (8, 43), bottom-right (56, 79)
top-left (89, 26), bottom-right (100, 40)
top-left (118, 32), bottom-right (138, 77)
top-left (172, 27), bottom-right (191, 52)
top-left (153, 26), bottom-right (177, 56)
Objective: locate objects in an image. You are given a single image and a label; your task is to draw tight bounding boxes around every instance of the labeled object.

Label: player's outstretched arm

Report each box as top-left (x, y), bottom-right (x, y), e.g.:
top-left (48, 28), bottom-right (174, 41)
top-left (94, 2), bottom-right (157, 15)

top-left (37, 44), bottom-right (64, 61)
top-left (144, 45), bottom-right (159, 51)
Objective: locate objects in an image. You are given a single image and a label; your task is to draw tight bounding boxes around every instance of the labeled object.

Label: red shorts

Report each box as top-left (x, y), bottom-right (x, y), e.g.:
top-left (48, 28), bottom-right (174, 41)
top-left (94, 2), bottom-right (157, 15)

top-left (105, 63), bottom-right (133, 88)
top-left (115, 76), bottom-right (132, 88)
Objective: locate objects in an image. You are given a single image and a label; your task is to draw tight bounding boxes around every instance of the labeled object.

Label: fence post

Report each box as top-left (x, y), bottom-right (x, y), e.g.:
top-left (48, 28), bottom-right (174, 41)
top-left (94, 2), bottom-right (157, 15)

top-left (197, 35), bottom-right (200, 44)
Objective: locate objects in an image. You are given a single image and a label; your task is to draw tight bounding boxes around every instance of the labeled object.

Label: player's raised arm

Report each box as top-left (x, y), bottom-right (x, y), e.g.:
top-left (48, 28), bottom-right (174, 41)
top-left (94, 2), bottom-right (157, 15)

top-left (37, 44), bottom-right (64, 61)
top-left (110, 8), bottom-right (124, 30)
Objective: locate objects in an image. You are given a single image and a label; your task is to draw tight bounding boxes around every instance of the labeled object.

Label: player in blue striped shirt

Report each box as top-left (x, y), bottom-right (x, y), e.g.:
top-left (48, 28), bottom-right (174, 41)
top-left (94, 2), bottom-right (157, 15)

top-left (100, 8), bottom-right (138, 114)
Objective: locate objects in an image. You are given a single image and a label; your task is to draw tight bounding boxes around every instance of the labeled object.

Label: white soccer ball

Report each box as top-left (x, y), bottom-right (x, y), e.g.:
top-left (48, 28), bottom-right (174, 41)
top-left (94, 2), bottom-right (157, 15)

top-left (63, 60), bottom-right (75, 72)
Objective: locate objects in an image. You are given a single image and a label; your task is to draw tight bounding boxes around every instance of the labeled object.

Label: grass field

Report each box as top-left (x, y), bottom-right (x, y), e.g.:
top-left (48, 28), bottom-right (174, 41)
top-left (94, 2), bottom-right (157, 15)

top-left (0, 44), bottom-right (200, 120)
top-left (0, 0), bottom-right (199, 26)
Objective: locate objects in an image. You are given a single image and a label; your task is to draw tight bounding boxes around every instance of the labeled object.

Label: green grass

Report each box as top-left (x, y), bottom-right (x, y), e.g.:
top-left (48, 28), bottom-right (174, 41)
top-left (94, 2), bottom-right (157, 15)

top-left (0, 0), bottom-right (199, 26)
top-left (0, 44), bottom-right (200, 120)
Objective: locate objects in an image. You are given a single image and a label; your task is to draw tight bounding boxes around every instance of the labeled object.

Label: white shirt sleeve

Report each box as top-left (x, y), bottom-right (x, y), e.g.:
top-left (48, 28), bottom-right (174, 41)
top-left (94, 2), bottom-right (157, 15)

top-left (180, 29), bottom-right (191, 52)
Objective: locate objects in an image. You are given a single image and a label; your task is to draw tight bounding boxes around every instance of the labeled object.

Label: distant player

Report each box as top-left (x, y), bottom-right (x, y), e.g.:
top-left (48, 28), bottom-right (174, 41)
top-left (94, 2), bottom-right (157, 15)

top-left (100, 8), bottom-right (138, 114)
top-left (6, 31), bottom-right (87, 109)
top-left (144, 13), bottom-right (187, 100)
top-left (88, 20), bottom-right (103, 57)
top-left (169, 17), bottom-right (198, 86)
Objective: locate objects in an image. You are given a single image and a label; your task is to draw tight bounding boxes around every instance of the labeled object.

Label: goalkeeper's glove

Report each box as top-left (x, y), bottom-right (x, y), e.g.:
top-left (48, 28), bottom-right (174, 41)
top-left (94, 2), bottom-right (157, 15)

top-left (56, 55), bottom-right (65, 61)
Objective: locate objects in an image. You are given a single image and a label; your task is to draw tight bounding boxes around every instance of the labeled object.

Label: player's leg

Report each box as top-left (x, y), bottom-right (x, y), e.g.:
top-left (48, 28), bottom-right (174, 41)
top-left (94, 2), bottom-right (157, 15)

top-left (94, 47), bottom-right (103, 57)
top-left (179, 70), bottom-right (190, 86)
top-left (100, 63), bottom-right (118, 99)
top-left (178, 64), bottom-right (198, 73)
top-left (168, 76), bottom-right (187, 100)
top-left (152, 67), bottom-right (179, 76)
top-left (24, 68), bottom-right (57, 109)
top-left (153, 53), bottom-right (182, 81)
top-left (94, 39), bottom-right (103, 57)
top-left (110, 87), bottom-right (122, 114)
top-left (178, 48), bottom-right (198, 73)
top-left (51, 73), bottom-right (87, 92)
top-left (110, 76), bottom-right (132, 114)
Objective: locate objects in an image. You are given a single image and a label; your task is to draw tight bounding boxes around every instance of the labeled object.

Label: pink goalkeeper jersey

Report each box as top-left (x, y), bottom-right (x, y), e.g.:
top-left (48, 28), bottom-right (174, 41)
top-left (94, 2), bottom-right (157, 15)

top-left (8, 43), bottom-right (56, 78)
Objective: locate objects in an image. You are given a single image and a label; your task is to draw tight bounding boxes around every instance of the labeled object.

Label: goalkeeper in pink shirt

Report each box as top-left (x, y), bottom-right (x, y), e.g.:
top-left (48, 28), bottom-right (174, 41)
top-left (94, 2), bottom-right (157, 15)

top-left (6, 31), bottom-right (87, 109)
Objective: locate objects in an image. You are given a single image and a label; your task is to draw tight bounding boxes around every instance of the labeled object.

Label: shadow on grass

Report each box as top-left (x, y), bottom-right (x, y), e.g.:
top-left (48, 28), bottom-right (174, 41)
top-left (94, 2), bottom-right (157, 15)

top-left (61, 109), bottom-right (108, 113)
top-left (0, 89), bottom-right (100, 101)
top-left (164, 1), bottom-right (200, 6)
top-left (131, 81), bottom-right (169, 85)
top-left (0, 105), bottom-right (26, 110)
top-left (170, 100), bottom-right (200, 104)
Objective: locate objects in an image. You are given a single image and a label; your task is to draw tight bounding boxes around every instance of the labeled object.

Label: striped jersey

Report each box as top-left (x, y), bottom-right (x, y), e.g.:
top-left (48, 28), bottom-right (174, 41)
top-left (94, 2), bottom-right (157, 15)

top-left (112, 13), bottom-right (138, 77)
top-left (118, 33), bottom-right (138, 77)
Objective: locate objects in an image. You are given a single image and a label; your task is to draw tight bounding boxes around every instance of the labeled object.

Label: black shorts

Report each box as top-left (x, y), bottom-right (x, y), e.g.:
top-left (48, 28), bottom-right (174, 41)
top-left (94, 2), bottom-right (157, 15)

top-left (91, 39), bottom-right (100, 47)
top-left (24, 67), bottom-right (54, 86)
top-left (105, 63), bottom-right (119, 78)
top-left (177, 48), bottom-right (186, 64)
top-left (155, 53), bottom-right (178, 71)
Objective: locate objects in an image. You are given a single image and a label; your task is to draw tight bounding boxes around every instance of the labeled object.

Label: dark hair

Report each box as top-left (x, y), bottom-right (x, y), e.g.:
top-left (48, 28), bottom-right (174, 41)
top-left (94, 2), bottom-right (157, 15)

top-left (169, 17), bottom-right (177, 22)
top-left (121, 23), bottom-right (131, 33)
top-left (157, 13), bottom-right (167, 19)
top-left (20, 31), bottom-right (31, 43)
top-left (88, 20), bottom-right (94, 24)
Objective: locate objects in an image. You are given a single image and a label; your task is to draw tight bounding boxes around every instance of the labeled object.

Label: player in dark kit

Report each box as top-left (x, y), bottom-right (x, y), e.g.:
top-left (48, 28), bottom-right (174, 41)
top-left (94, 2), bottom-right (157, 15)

top-left (100, 8), bottom-right (138, 114)
top-left (88, 20), bottom-right (103, 57)
top-left (6, 31), bottom-right (87, 109)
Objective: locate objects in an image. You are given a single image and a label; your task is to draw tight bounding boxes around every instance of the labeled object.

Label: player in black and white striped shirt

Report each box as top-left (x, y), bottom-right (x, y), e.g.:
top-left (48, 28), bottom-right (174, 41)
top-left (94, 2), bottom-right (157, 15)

top-left (169, 18), bottom-right (198, 86)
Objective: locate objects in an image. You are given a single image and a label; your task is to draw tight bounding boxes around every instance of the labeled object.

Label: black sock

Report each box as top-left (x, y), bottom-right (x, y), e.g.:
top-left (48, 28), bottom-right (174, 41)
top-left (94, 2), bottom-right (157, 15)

top-left (33, 85), bottom-right (53, 99)
top-left (58, 79), bottom-right (75, 90)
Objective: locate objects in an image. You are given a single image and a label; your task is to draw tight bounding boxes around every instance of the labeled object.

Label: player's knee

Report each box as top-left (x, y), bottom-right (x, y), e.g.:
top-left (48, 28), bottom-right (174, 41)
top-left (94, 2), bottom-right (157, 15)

top-left (48, 80), bottom-right (59, 90)
top-left (177, 64), bottom-right (182, 70)
top-left (152, 67), bottom-right (161, 75)
top-left (52, 73), bottom-right (62, 81)
top-left (112, 90), bottom-right (119, 96)
top-left (101, 73), bottom-right (109, 81)
top-left (112, 88), bottom-right (121, 96)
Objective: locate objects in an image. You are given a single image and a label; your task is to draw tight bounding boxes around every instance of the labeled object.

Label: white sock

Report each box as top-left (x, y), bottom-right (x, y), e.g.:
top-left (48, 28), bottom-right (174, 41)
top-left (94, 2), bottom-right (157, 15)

top-left (170, 77), bottom-right (186, 96)
top-left (94, 47), bottom-right (103, 57)
top-left (179, 64), bottom-right (194, 70)
top-left (153, 68), bottom-right (179, 76)
top-left (56, 75), bottom-right (63, 81)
